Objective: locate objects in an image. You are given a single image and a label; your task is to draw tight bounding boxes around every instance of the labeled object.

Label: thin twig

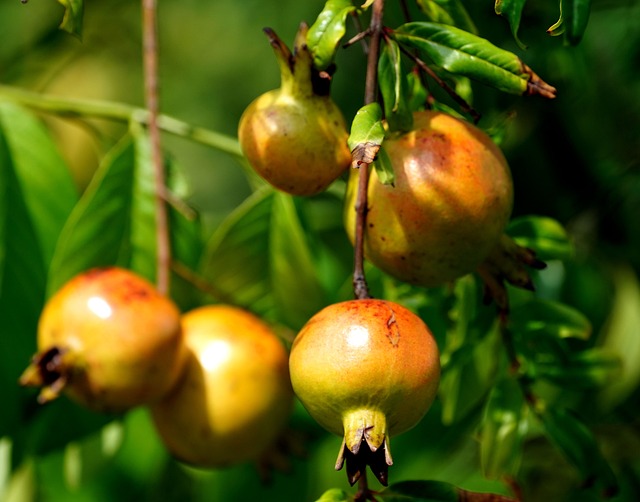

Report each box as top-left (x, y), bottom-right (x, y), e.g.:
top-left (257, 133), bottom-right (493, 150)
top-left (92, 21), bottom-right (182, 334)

top-left (349, 11), bottom-right (369, 53)
top-left (0, 84), bottom-right (243, 158)
top-left (352, 0), bottom-right (385, 301)
top-left (142, 0), bottom-right (170, 295)
top-left (393, 36), bottom-right (481, 122)
top-left (398, 0), bottom-right (411, 23)
top-left (170, 261), bottom-right (235, 304)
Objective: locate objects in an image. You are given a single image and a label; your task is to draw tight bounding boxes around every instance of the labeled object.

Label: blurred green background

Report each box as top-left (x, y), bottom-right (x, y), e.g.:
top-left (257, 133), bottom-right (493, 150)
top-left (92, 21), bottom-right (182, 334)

top-left (1, 0), bottom-right (639, 501)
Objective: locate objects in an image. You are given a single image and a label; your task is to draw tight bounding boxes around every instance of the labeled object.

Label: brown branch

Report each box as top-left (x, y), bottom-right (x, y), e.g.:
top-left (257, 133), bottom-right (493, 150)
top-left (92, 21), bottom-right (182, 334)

top-left (393, 38), bottom-right (481, 123)
top-left (142, 0), bottom-right (171, 295)
top-left (352, 0), bottom-right (385, 301)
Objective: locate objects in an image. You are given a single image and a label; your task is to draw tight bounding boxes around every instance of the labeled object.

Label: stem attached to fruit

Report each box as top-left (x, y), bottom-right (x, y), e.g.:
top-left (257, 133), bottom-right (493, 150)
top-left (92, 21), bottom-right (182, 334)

top-left (353, 0), bottom-right (385, 301)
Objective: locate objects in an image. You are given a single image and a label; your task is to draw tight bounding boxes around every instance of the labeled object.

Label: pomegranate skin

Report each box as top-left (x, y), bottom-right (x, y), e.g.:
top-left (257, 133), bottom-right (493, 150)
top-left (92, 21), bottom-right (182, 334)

top-left (150, 305), bottom-right (293, 468)
top-left (239, 89), bottom-right (351, 196)
top-left (345, 110), bottom-right (513, 287)
top-left (289, 299), bottom-right (440, 448)
top-left (20, 267), bottom-right (186, 413)
top-left (238, 25), bottom-right (351, 196)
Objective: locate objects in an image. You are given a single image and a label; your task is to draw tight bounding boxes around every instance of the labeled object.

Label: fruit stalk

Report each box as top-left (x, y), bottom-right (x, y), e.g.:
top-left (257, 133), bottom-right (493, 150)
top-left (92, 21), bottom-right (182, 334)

top-left (352, 0), bottom-right (386, 301)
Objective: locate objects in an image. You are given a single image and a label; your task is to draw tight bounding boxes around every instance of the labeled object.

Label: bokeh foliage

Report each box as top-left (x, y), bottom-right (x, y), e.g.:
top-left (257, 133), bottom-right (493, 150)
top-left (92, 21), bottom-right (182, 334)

top-left (1, 0), bottom-right (639, 501)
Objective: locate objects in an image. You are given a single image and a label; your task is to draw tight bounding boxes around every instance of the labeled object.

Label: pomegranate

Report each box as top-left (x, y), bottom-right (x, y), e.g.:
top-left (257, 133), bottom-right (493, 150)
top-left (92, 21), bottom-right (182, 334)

top-left (19, 267), bottom-right (186, 413)
top-left (238, 24), bottom-right (351, 196)
top-left (289, 299), bottom-right (440, 485)
top-left (344, 110), bottom-right (513, 287)
top-left (149, 305), bottom-right (293, 468)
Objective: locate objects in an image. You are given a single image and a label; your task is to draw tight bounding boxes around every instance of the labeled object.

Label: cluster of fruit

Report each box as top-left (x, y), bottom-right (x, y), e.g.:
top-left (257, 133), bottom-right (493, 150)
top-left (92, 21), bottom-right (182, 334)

top-left (21, 24), bottom-right (516, 487)
top-left (237, 24), bottom-right (516, 485)
top-left (20, 267), bottom-right (293, 470)
top-left (19, 266), bottom-right (441, 486)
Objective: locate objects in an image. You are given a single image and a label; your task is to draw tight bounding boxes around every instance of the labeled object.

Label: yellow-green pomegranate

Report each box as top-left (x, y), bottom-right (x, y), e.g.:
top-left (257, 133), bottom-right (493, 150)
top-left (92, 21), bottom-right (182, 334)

top-left (238, 24), bottom-right (351, 196)
top-left (19, 267), bottom-right (186, 413)
top-left (289, 299), bottom-right (440, 485)
top-left (345, 110), bottom-right (513, 287)
top-left (150, 305), bottom-right (293, 468)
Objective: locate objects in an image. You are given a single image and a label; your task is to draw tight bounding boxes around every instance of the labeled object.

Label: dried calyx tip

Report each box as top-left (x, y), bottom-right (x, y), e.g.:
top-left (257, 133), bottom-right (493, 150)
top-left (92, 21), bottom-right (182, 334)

top-left (336, 437), bottom-right (391, 487)
top-left (19, 346), bottom-right (69, 404)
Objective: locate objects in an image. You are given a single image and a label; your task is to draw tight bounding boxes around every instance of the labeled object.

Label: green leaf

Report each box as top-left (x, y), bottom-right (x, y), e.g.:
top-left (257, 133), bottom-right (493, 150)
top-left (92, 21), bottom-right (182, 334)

top-left (47, 136), bottom-right (135, 295)
top-left (166, 169), bottom-right (204, 310)
top-left (129, 124), bottom-right (159, 283)
top-left (406, 70), bottom-right (429, 111)
top-left (480, 376), bottom-right (526, 479)
top-left (270, 193), bottom-right (327, 329)
top-left (307, 0), bottom-right (357, 70)
top-left (597, 266), bottom-right (640, 410)
top-left (548, 0), bottom-right (592, 46)
top-left (378, 39), bottom-right (414, 133)
top-left (532, 349), bottom-right (621, 389)
top-left (348, 103), bottom-right (386, 152)
top-left (315, 488), bottom-right (351, 502)
top-left (348, 103), bottom-right (386, 171)
top-left (0, 128), bottom-right (47, 439)
top-left (510, 298), bottom-right (592, 340)
top-left (373, 146), bottom-right (396, 186)
top-left (381, 480), bottom-right (458, 501)
top-left (14, 399), bottom-right (112, 460)
top-left (57, 0), bottom-right (84, 38)
top-left (202, 188), bottom-right (277, 319)
top-left (539, 407), bottom-right (618, 493)
top-left (0, 103), bottom-right (78, 265)
top-left (204, 189), bottom-right (328, 329)
top-left (439, 276), bottom-right (500, 424)
top-left (507, 216), bottom-right (573, 261)
top-left (415, 0), bottom-right (478, 34)
top-left (495, 0), bottom-right (527, 49)
top-left (392, 22), bottom-right (531, 95)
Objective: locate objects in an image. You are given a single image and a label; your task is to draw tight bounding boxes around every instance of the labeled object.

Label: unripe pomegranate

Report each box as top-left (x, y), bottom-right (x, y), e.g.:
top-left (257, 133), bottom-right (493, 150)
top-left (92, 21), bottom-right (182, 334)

top-left (150, 305), bottom-right (293, 468)
top-left (345, 110), bottom-right (513, 287)
top-left (19, 267), bottom-right (186, 413)
top-left (289, 299), bottom-right (440, 486)
top-left (238, 24), bottom-right (351, 196)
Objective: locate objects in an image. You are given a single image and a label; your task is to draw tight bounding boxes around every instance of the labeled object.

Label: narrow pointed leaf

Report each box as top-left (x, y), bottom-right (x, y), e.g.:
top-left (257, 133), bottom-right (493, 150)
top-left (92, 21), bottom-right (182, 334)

top-left (378, 39), bottom-right (413, 133)
top-left (57, 0), bottom-right (84, 38)
top-left (270, 193), bottom-right (326, 329)
top-left (0, 103), bottom-right (78, 265)
top-left (495, 0), bottom-right (527, 49)
top-left (507, 215), bottom-right (573, 261)
top-left (316, 488), bottom-right (351, 502)
top-left (530, 348), bottom-right (621, 389)
top-left (539, 407), bottom-right (618, 493)
top-left (202, 188), bottom-right (277, 319)
top-left (416, 0), bottom-right (478, 34)
top-left (393, 22), bottom-right (556, 98)
top-left (129, 125), bottom-right (159, 283)
top-left (307, 0), bottom-right (357, 70)
top-left (510, 298), bottom-right (591, 340)
top-left (348, 103), bottom-right (386, 170)
top-left (548, 0), bottom-right (592, 46)
top-left (47, 137), bottom-right (135, 296)
top-left (373, 146), bottom-right (395, 186)
top-left (0, 130), bottom-right (47, 438)
top-left (480, 376), bottom-right (526, 479)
